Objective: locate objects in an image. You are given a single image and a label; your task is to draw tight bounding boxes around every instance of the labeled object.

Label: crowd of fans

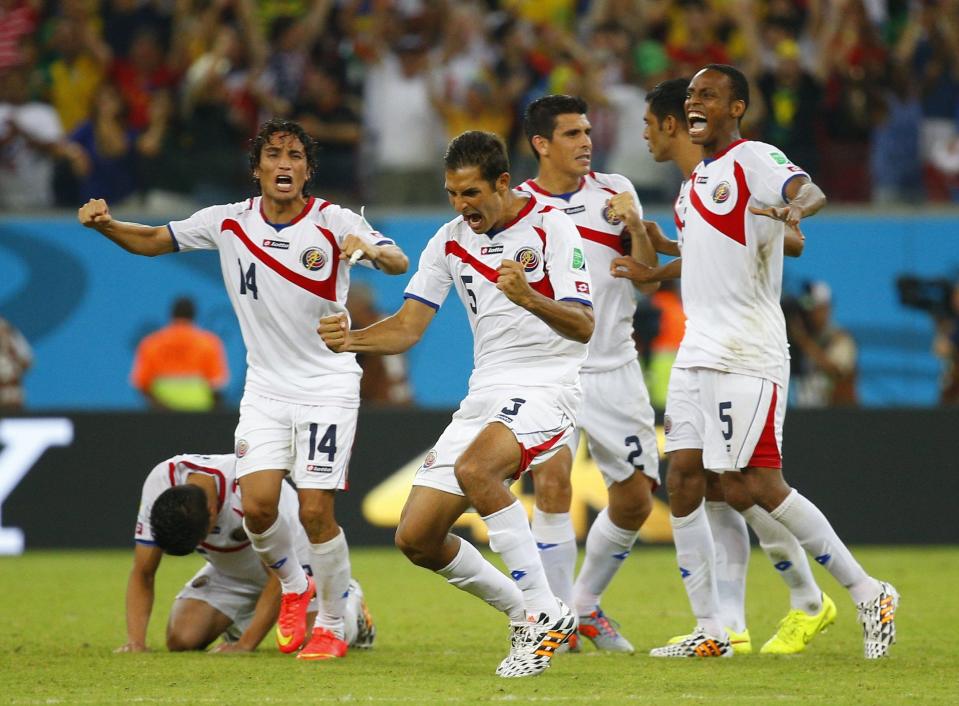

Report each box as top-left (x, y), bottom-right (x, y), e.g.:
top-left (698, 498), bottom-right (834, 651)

top-left (1, 0), bottom-right (958, 211)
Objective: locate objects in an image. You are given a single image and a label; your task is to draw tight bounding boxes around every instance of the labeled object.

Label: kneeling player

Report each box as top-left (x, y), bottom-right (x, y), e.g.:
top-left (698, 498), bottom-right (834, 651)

top-left (117, 453), bottom-right (375, 656)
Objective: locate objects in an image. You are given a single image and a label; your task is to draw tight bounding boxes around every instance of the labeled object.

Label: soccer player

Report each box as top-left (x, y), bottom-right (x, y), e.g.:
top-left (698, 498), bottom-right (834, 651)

top-left (615, 77), bottom-right (835, 656)
top-left (118, 453), bottom-right (375, 654)
top-left (642, 65), bottom-right (897, 659)
top-left (318, 130), bottom-right (592, 677)
top-left (515, 95), bottom-right (660, 654)
top-left (78, 118), bottom-right (408, 661)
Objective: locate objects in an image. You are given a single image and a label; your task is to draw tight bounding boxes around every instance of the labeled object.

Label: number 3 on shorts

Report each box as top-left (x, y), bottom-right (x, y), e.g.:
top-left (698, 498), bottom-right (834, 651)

top-left (308, 423), bottom-right (337, 461)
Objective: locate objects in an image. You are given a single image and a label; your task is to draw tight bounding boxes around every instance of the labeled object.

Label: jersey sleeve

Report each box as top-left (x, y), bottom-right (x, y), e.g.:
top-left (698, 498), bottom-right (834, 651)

top-left (403, 226), bottom-right (453, 311)
top-left (325, 204), bottom-right (396, 270)
top-left (167, 205), bottom-right (230, 252)
top-left (741, 142), bottom-right (809, 207)
top-left (542, 210), bottom-right (593, 306)
top-left (134, 461), bottom-right (172, 545)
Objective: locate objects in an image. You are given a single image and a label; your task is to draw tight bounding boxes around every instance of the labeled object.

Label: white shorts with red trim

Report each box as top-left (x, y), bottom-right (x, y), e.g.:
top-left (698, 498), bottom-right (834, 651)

top-left (663, 367), bottom-right (784, 472)
top-left (234, 391), bottom-right (358, 490)
top-left (566, 360), bottom-right (660, 487)
top-left (413, 384), bottom-right (580, 497)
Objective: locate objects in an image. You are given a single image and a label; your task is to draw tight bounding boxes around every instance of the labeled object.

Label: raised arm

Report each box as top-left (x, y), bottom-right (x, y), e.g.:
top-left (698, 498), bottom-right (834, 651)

top-left (117, 543), bottom-right (163, 652)
top-left (319, 297), bottom-right (436, 355)
top-left (496, 260), bottom-right (594, 343)
top-left (78, 199), bottom-right (175, 257)
top-left (605, 192), bottom-right (659, 295)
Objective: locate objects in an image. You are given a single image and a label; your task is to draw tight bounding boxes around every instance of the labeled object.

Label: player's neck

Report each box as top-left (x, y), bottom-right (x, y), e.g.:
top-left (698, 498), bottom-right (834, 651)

top-left (702, 130), bottom-right (742, 161)
top-left (261, 194), bottom-right (308, 224)
top-left (675, 141), bottom-right (704, 179)
top-left (533, 163), bottom-right (583, 196)
top-left (493, 191), bottom-right (531, 230)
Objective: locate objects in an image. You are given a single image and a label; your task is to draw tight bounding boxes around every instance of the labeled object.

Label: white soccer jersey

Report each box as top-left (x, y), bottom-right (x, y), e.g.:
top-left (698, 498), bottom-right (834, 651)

top-left (518, 172), bottom-right (642, 373)
top-left (674, 140), bottom-right (806, 386)
top-left (168, 196), bottom-right (395, 407)
top-left (134, 453), bottom-right (306, 580)
top-left (404, 195), bottom-right (592, 391)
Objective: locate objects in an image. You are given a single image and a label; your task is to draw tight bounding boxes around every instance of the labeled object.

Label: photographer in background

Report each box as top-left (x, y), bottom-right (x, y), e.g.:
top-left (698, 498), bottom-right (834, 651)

top-left (933, 281), bottom-right (959, 405)
top-left (788, 281), bottom-right (858, 408)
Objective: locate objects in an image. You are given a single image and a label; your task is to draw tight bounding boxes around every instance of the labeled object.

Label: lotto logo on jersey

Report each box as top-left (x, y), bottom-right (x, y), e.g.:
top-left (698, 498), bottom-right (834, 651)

top-left (423, 449), bottom-right (437, 468)
top-left (514, 247), bottom-right (540, 272)
top-left (602, 205), bottom-right (622, 225)
top-left (300, 247), bottom-right (327, 271)
top-left (712, 182), bottom-right (731, 203)
top-left (307, 464), bottom-right (333, 473)
top-left (236, 438), bottom-right (249, 458)
top-left (563, 204), bottom-right (585, 215)
top-left (262, 239), bottom-right (290, 249)
top-left (481, 245), bottom-right (504, 255)
top-left (575, 281), bottom-right (590, 294)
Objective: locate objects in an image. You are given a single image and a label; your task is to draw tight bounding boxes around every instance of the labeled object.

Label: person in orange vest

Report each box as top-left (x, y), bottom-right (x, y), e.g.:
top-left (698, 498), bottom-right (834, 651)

top-left (130, 297), bottom-right (229, 411)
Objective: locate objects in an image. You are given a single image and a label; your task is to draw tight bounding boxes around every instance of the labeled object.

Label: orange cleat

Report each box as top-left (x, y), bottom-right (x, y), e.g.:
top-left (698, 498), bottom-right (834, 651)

top-left (276, 575), bottom-right (315, 654)
top-left (296, 627), bottom-right (349, 661)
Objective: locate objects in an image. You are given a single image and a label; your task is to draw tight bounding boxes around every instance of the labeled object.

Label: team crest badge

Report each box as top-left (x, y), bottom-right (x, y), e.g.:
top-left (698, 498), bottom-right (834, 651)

top-left (712, 182), bottom-right (731, 204)
top-left (230, 528), bottom-right (248, 542)
top-left (423, 449), bottom-right (437, 468)
top-left (191, 576), bottom-right (210, 588)
top-left (300, 247), bottom-right (327, 271)
top-left (663, 415), bottom-right (672, 435)
top-left (602, 205), bottom-right (622, 225)
top-left (514, 247), bottom-right (540, 272)
top-left (235, 438), bottom-right (249, 458)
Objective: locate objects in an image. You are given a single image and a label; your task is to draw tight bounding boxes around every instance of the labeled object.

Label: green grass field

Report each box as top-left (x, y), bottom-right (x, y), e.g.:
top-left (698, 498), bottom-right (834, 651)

top-left (2, 546), bottom-right (957, 705)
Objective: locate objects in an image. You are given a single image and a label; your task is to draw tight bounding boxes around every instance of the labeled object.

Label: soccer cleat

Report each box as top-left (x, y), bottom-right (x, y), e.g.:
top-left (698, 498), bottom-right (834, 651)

top-left (650, 627), bottom-right (733, 658)
top-left (296, 627), bottom-right (348, 661)
top-left (857, 581), bottom-right (899, 659)
top-left (667, 627), bottom-right (751, 655)
top-left (577, 608), bottom-right (635, 653)
top-left (276, 575), bottom-right (315, 654)
top-left (760, 593), bottom-right (837, 655)
top-left (496, 600), bottom-right (578, 678)
top-left (555, 630), bottom-right (580, 654)
top-left (349, 579), bottom-right (376, 650)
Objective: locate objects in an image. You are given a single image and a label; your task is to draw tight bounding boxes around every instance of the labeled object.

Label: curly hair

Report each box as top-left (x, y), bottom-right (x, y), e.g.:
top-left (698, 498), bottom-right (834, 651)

top-left (149, 485), bottom-right (210, 556)
top-left (247, 118), bottom-right (318, 196)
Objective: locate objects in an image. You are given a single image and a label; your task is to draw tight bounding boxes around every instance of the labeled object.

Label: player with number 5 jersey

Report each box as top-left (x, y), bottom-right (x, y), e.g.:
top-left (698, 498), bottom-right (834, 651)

top-left (78, 119), bottom-right (409, 662)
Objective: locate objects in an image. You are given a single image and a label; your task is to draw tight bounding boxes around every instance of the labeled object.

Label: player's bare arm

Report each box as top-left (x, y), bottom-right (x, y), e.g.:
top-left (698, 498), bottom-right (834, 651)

top-left (749, 177), bottom-right (827, 228)
top-left (117, 543), bottom-right (163, 653)
top-left (339, 234), bottom-right (409, 274)
top-left (606, 192), bottom-right (659, 294)
top-left (497, 259), bottom-right (593, 343)
top-left (211, 573), bottom-right (282, 653)
top-left (77, 198), bottom-right (176, 257)
top-left (319, 298), bottom-right (436, 355)
top-left (642, 219), bottom-right (682, 257)
top-left (611, 256), bottom-right (682, 284)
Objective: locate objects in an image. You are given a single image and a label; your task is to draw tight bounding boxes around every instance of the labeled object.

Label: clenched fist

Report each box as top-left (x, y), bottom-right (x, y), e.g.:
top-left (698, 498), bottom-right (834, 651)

top-left (496, 259), bottom-right (534, 307)
top-left (318, 313), bottom-right (351, 352)
top-left (78, 198), bottom-right (113, 229)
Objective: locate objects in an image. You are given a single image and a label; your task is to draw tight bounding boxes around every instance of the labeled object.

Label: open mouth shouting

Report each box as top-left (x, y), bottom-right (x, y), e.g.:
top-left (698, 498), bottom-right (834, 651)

top-left (687, 110), bottom-right (707, 139)
top-left (463, 210), bottom-right (484, 231)
top-left (275, 174), bottom-right (294, 193)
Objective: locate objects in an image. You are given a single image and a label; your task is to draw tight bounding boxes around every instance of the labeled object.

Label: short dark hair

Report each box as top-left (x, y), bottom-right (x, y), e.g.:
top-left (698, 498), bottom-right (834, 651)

top-left (523, 95), bottom-right (589, 159)
top-left (646, 78), bottom-right (690, 128)
top-left (444, 131), bottom-right (510, 186)
top-left (171, 296), bottom-right (195, 320)
top-left (702, 63), bottom-right (750, 111)
top-left (248, 118), bottom-right (317, 196)
top-left (150, 485), bottom-right (210, 556)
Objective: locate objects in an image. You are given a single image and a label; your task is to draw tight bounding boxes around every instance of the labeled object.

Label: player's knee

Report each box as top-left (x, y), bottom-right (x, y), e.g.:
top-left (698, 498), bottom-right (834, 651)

top-left (394, 526), bottom-right (436, 567)
top-left (166, 630), bottom-right (204, 652)
top-left (241, 497), bottom-right (279, 533)
top-left (452, 457), bottom-right (487, 493)
top-left (721, 477), bottom-right (752, 512)
top-left (608, 476), bottom-right (653, 529)
top-left (534, 469), bottom-right (572, 512)
top-left (297, 492), bottom-right (336, 539)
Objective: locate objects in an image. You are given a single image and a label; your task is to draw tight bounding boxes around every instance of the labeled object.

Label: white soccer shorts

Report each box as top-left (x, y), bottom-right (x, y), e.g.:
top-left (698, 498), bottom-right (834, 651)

top-left (413, 384), bottom-right (580, 497)
top-left (567, 359), bottom-right (660, 487)
top-left (663, 367), bottom-right (784, 472)
top-left (234, 391), bottom-right (358, 490)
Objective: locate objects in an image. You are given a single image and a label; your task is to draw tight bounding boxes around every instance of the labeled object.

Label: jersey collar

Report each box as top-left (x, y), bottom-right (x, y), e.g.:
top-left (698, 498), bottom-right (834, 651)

top-left (259, 195), bottom-right (315, 231)
top-left (523, 177), bottom-right (585, 202)
top-left (702, 138), bottom-right (748, 166)
top-left (485, 193), bottom-right (537, 238)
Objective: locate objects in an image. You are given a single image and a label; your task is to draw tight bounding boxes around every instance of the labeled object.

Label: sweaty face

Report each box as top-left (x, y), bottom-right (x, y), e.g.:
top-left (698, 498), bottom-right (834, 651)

top-left (643, 105), bottom-right (671, 163)
top-left (684, 69), bottom-right (741, 147)
top-left (540, 113), bottom-right (592, 177)
top-left (445, 166), bottom-right (506, 234)
top-left (255, 132), bottom-right (310, 203)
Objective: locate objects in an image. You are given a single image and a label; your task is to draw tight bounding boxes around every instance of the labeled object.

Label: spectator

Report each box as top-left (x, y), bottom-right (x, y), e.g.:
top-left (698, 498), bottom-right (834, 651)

top-left (870, 58), bottom-right (923, 203)
top-left (130, 297), bottom-right (229, 411)
top-left (0, 316), bottom-right (31, 409)
top-left (0, 0), bottom-right (39, 71)
top-left (43, 14), bottom-right (110, 135)
top-left (345, 284), bottom-right (413, 407)
top-left (645, 278), bottom-right (685, 410)
top-left (790, 281), bottom-right (859, 408)
top-left (933, 281), bottom-right (959, 405)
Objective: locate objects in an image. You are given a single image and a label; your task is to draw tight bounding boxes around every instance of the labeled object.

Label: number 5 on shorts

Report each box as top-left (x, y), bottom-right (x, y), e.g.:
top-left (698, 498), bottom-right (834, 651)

top-left (718, 402), bottom-right (733, 441)
top-left (308, 423), bottom-right (337, 461)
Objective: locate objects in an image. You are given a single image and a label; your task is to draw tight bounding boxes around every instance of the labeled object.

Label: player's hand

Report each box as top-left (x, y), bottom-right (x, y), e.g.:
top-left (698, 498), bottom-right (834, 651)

top-left (210, 642), bottom-right (253, 654)
top-left (78, 198), bottom-right (113, 229)
top-left (496, 259), bottom-right (534, 307)
top-left (340, 234), bottom-right (380, 265)
top-left (318, 313), bottom-right (351, 353)
top-left (605, 192), bottom-right (641, 230)
top-left (750, 204), bottom-right (803, 228)
top-left (610, 257), bottom-right (659, 282)
top-left (114, 642), bottom-right (149, 653)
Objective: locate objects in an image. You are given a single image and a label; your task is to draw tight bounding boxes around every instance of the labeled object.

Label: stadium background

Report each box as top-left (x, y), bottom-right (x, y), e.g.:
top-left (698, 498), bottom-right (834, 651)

top-left (2, 0), bottom-right (958, 553)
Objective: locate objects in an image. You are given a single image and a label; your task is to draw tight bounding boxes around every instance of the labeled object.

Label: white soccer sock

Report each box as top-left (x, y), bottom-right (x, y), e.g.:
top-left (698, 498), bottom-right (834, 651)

top-left (572, 508), bottom-right (637, 616)
top-left (740, 504), bottom-right (823, 614)
top-left (309, 529), bottom-right (352, 640)
top-left (244, 516), bottom-right (308, 594)
top-left (343, 581), bottom-right (360, 645)
top-left (531, 507), bottom-right (577, 606)
top-left (484, 500), bottom-right (560, 620)
top-left (672, 500), bottom-right (723, 637)
top-left (770, 489), bottom-right (881, 604)
top-left (705, 501), bottom-right (749, 632)
top-left (437, 536), bottom-right (526, 622)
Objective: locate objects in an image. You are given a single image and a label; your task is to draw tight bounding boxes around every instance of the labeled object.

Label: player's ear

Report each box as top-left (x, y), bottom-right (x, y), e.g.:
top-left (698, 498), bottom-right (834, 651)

top-left (731, 99), bottom-right (746, 120)
top-left (663, 115), bottom-right (676, 136)
top-left (495, 172), bottom-right (510, 193)
top-left (531, 134), bottom-right (549, 159)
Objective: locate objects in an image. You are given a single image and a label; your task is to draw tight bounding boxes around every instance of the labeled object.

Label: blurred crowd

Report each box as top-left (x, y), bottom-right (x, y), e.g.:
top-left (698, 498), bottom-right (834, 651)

top-left (1, 0), bottom-right (959, 211)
